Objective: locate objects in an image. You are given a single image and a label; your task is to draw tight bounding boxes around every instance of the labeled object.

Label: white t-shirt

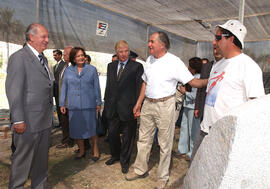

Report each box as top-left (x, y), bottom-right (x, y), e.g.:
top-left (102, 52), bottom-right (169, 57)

top-left (201, 53), bottom-right (265, 133)
top-left (142, 52), bottom-right (194, 99)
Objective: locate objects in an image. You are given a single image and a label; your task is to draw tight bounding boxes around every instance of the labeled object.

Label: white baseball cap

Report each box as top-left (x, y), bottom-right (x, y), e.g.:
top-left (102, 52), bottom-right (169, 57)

top-left (217, 19), bottom-right (247, 48)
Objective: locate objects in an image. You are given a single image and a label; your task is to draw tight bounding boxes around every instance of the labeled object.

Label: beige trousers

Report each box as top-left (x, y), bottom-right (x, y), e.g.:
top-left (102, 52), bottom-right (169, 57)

top-left (134, 97), bottom-right (175, 181)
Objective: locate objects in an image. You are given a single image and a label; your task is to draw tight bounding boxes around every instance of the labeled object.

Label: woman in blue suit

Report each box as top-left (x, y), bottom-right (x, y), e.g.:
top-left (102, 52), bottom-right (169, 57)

top-left (60, 47), bottom-right (102, 160)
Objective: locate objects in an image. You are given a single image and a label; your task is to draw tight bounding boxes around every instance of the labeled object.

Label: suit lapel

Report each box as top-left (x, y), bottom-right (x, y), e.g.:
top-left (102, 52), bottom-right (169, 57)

top-left (56, 60), bottom-right (65, 74)
top-left (79, 64), bottom-right (86, 77)
top-left (118, 59), bottom-right (132, 83)
top-left (24, 46), bottom-right (50, 80)
top-left (111, 61), bottom-right (118, 82)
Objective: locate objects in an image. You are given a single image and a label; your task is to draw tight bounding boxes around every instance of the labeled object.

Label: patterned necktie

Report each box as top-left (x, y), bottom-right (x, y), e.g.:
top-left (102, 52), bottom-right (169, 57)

top-left (38, 54), bottom-right (51, 80)
top-left (117, 63), bottom-right (124, 81)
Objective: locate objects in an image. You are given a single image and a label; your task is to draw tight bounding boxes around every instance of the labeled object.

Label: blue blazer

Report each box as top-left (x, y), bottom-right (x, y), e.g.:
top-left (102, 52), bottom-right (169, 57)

top-left (60, 64), bottom-right (102, 110)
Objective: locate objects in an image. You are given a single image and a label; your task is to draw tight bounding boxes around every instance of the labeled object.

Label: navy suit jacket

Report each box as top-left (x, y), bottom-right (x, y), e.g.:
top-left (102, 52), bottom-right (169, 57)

top-left (104, 59), bottom-right (143, 121)
top-left (60, 64), bottom-right (102, 110)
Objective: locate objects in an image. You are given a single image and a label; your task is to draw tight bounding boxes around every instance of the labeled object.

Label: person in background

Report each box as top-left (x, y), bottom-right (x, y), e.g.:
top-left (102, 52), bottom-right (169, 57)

top-left (53, 49), bottom-right (66, 128)
top-left (129, 50), bottom-right (138, 61)
top-left (56, 46), bottom-right (74, 148)
top-left (194, 50), bottom-right (223, 123)
top-left (60, 47), bottom-right (102, 161)
top-left (85, 54), bottom-right (91, 64)
top-left (177, 57), bottom-right (202, 161)
top-left (112, 54), bottom-right (118, 62)
top-left (201, 58), bottom-right (209, 65)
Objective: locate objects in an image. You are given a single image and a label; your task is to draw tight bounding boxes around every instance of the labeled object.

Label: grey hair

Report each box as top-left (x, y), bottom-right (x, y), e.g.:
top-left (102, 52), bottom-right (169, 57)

top-left (154, 31), bottom-right (170, 50)
top-left (25, 23), bottom-right (39, 41)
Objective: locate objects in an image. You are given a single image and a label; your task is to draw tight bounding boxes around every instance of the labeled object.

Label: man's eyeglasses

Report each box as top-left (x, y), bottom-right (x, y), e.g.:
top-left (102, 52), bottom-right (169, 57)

top-left (215, 34), bottom-right (230, 41)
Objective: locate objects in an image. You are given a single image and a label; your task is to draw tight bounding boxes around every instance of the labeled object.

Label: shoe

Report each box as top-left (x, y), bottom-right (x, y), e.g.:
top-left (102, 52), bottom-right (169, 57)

top-left (74, 153), bottom-right (86, 160)
top-left (105, 157), bottom-right (119, 165)
top-left (121, 166), bottom-right (129, 174)
top-left (172, 151), bottom-right (186, 158)
top-left (56, 143), bottom-right (69, 148)
top-left (153, 180), bottom-right (167, 189)
top-left (74, 145), bottom-right (91, 154)
top-left (91, 156), bottom-right (100, 162)
top-left (125, 171), bottom-right (148, 181)
top-left (185, 156), bottom-right (191, 161)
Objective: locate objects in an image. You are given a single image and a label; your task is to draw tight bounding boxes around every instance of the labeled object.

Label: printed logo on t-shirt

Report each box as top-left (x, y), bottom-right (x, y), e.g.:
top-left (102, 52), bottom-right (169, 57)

top-left (205, 71), bottom-right (225, 107)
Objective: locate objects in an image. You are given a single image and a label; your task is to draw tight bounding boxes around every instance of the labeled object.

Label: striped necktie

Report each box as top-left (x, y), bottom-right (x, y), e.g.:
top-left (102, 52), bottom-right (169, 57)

top-left (38, 54), bottom-right (51, 80)
top-left (117, 62), bottom-right (124, 81)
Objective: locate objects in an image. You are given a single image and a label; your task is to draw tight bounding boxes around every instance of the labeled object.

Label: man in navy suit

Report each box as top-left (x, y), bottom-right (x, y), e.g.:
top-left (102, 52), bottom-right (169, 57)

top-left (104, 40), bottom-right (143, 174)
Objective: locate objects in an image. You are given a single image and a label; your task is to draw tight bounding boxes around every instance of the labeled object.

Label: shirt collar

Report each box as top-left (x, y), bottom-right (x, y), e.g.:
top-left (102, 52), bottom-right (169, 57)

top-left (27, 43), bottom-right (40, 59)
top-left (118, 58), bottom-right (128, 66)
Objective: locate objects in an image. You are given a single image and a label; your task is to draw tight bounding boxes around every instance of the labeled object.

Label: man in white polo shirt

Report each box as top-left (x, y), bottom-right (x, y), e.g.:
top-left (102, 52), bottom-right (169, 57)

top-left (192, 20), bottom-right (265, 161)
top-left (125, 31), bottom-right (207, 189)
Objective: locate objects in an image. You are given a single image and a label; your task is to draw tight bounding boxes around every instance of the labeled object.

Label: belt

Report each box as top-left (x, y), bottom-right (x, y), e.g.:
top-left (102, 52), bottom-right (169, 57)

top-left (146, 94), bottom-right (175, 103)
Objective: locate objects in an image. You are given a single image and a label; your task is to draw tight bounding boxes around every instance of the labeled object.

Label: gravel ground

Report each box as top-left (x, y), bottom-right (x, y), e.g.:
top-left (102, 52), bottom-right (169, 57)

top-left (0, 125), bottom-right (188, 189)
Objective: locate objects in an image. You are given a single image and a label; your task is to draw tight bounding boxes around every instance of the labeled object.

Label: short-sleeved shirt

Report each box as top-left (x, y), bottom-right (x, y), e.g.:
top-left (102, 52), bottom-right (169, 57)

top-left (142, 52), bottom-right (193, 99)
top-left (201, 53), bottom-right (265, 133)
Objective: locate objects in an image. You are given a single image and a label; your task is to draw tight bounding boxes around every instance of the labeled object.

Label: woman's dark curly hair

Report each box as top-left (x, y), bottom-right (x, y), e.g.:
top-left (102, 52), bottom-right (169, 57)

top-left (69, 47), bottom-right (86, 66)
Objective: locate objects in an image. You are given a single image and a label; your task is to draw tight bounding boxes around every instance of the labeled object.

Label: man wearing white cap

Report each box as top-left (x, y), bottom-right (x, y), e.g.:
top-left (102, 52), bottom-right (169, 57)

top-left (192, 19), bottom-right (265, 159)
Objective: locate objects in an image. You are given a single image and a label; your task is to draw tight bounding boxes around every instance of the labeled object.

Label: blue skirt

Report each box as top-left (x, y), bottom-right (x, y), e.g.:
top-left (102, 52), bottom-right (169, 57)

top-left (69, 109), bottom-right (96, 139)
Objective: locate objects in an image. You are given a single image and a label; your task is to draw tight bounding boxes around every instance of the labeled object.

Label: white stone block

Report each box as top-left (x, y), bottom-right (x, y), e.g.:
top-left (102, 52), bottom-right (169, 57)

top-left (183, 95), bottom-right (270, 189)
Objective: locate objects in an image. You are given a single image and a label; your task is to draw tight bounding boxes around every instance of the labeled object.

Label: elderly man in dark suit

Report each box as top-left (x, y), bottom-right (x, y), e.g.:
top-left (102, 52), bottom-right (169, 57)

top-left (6, 23), bottom-right (53, 189)
top-left (104, 40), bottom-right (143, 174)
top-left (56, 46), bottom-right (74, 148)
top-left (53, 49), bottom-right (65, 128)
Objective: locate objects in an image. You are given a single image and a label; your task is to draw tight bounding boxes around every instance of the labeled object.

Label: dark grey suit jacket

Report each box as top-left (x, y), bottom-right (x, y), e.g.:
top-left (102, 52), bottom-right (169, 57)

top-left (6, 45), bottom-right (54, 132)
top-left (194, 61), bottom-right (213, 121)
top-left (53, 60), bottom-right (65, 98)
top-left (104, 59), bottom-right (143, 121)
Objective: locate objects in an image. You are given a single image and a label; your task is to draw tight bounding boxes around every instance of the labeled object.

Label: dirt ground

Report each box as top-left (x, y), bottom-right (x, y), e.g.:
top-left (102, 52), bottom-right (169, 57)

top-left (0, 125), bottom-right (189, 189)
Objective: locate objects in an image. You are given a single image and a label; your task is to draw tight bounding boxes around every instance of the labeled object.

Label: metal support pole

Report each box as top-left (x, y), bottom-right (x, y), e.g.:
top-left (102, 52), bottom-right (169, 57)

top-left (36, 0), bottom-right (39, 23)
top-left (146, 24), bottom-right (150, 58)
top-left (239, 0), bottom-right (245, 23)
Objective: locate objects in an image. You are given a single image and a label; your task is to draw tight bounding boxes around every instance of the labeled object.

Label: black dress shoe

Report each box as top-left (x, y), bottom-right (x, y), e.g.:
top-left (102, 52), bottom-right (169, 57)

top-left (105, 157), bottom-right (119, 165)
top-left (121, 166), bottom-right (129, 174)
top-left (74, 153), bottom-right (86, 160)
top-left (92, 156), bottom-right (100, 162)
top-left (74, 145), bottom-right (91, 154)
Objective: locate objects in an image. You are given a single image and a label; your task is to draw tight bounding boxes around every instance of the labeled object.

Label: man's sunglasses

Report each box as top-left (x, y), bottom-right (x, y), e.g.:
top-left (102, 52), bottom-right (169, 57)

top-left (215, 34), bottom-right (230, 41)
